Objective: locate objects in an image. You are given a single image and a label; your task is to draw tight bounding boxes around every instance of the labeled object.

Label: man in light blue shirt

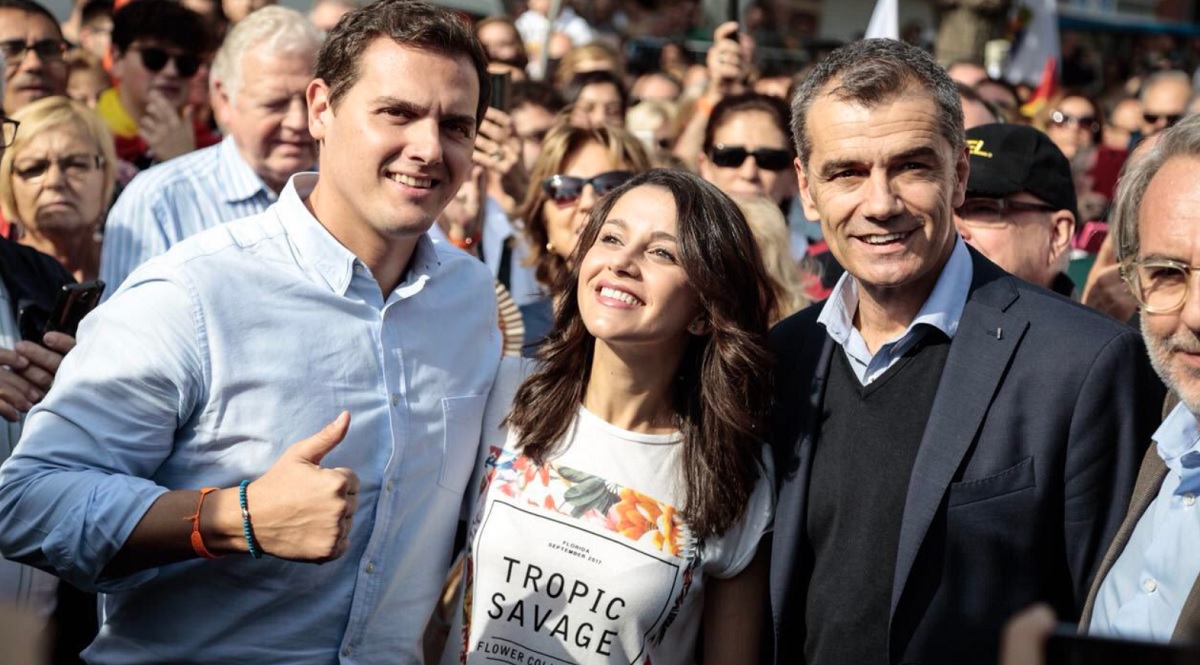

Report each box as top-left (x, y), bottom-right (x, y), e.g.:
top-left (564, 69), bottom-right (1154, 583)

top-left (0, 2), bottom-right (502, 662)
top-left (1080, 112), bottom-right (1200, 642)
top-left (98, 6), bottom-right (322, 295)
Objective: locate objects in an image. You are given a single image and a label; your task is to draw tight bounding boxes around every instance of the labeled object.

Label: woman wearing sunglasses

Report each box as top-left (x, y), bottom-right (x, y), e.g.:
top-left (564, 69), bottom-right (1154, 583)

top-left (698, 92), bottom-right (797, 206)
top-left (516, 121), bottom-right (651, 353)
top-left (1036, 90), bottom-right (1103, 161)
top-left (443, 169), bottom-right (774, 665)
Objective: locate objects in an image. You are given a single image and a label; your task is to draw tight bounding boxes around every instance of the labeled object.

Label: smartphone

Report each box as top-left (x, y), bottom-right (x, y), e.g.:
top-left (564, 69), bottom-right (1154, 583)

top-left (1045, 624), bottom-right (1200, 665)
top-left (18, 280), bottom-right (106, 342)
top-left (725, 0), bottom-right (740, 40)
top-left (489, 71), bottom-right (512, 113)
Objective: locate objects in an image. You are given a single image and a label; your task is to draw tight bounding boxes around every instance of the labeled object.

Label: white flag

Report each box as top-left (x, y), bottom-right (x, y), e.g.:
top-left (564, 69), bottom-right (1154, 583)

top-left (865, 0), bottom-right (899, 40)
top-left (1005, 0), bottom-right (1060, 86)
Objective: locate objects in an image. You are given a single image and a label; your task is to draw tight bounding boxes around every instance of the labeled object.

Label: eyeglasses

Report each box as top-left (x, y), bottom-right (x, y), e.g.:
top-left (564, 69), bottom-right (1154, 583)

top-left (13, 154), bottom-right (105, 182)
top-left (1049, 110), bottom-right (1098, 132)
top-left (0, 39), bottom-right (66, 66)
top-left (1, 118), bottom-right (17, 148)
top-left (130, 46), bottom-right (201, 78)
top-left (1143, 112), bottom-right (1184, 127)
top-left (542, 170), bottom-right (633, 205)
top-left (1121, 258), bottom-right (1200, 314)
top-left (709, 144), bottom-right (791, 171)
top-left (956, 197), bottom-right (1058, 220)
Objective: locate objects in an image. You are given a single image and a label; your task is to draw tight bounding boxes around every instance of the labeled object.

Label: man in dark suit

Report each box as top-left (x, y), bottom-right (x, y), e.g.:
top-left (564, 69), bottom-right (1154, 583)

top-left (766, 39), bottom-right (1163, 664)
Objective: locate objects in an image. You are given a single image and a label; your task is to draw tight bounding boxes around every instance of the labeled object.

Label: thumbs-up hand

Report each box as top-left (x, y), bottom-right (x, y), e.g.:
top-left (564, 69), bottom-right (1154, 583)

top-left (243, 412), bottom-right (360, 563)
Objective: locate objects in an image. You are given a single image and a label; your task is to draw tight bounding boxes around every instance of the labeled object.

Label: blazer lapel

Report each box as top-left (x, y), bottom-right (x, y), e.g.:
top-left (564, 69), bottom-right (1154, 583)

top-left (1077, 443), bottom-right (1168, 630)
top-left (890, 257), bottom-right (1027, 618)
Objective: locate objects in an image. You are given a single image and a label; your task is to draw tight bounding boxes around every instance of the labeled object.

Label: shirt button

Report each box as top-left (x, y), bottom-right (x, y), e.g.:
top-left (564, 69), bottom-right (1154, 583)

top-left (390, 393), bottom-right (399, 406)
top-left (353, 264), bottom-right (364, 274)
top-left (366, 562), bottom-right (375, 574)
top-left (1184, 493), bottom-right (1196, 507)
top-left (1144, 578), bottom-right (1158, 593)
top-left (342, 645), bottom-right (353, 656)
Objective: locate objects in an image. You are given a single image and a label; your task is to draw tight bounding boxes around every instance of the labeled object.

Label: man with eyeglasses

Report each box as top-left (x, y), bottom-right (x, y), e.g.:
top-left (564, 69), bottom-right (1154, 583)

top-left (999, 112), bottom-right (1200, 656)
top-left (97, 0), bottom-right (216, 173)
top-left (0, 0), bottom-right (67, 116)
top-left (1140, 70), bottom-right (1192, 138)
top-left (955, 124), bottom-right (1078, 297)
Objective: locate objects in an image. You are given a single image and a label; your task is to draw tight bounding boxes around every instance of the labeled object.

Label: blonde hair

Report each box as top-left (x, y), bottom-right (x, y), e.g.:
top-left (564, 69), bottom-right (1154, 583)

top-left (518, 120), bottom-right (651, 289)
top-left (1, 96), bottom-right (116, 224)
top-left (734, 196), bottom-right (810, 323)
top-left (554, 41), bottom-right (624, 90)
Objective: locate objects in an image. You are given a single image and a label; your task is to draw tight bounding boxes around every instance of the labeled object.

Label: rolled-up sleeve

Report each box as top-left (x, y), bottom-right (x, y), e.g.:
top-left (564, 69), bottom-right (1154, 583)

top-left (0, 275), bottom-right (206, 592)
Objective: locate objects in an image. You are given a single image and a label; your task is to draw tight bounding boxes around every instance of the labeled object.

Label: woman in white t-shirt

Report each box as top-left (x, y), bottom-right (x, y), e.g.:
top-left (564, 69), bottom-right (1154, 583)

top-left (444, 169), bottom-right (776, 665)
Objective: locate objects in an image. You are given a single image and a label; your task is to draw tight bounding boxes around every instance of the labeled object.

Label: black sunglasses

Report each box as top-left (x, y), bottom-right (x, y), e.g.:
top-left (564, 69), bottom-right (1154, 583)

top-left (133, 46), bottom-right (201, 78)
top-left (709, 144), bottom-right (791, 171)
top-left (542, 170), bottom-right (633, 205)
top-left (1143, 112), bottom-right (1183, 127)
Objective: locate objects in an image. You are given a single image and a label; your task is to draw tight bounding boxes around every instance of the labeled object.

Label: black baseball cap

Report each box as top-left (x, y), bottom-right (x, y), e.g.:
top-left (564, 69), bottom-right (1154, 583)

top-left (964, 123), bottom-right (1078, 222)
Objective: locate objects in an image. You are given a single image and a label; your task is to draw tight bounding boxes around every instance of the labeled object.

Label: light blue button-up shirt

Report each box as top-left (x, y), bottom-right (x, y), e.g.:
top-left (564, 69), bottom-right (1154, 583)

top-left (1090, 402), bottom-right (1200, 641)
top-left (99, 135), bottom-right (283, 296)
top-left (0, 173), bottom-right (502, 664)
top-left (817, 237), bottom-right (973, 385)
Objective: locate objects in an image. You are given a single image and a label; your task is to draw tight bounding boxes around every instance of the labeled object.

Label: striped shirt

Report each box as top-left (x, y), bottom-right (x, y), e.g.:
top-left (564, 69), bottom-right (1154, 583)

top-left (99, 136), bottom-right (283, 297)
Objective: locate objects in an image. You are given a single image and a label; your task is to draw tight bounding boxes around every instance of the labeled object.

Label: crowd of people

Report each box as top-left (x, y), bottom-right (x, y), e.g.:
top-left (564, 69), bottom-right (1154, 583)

top-left (0, 0), bottom-right (1199, 663)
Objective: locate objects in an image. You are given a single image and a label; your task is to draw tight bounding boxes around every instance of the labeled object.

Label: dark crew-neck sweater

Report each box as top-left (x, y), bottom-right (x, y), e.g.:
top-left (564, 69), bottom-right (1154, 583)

top-left (804, 329), bottom-right (951, 665)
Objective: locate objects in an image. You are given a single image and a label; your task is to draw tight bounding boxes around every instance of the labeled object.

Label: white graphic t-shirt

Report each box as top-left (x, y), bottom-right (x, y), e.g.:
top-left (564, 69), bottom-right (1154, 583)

top-left (443, 406), bottom-right (773, 665)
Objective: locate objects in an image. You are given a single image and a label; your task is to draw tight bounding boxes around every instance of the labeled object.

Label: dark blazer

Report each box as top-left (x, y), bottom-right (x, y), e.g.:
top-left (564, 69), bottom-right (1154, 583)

top-left (766, 249), bottom-right (1164, 665)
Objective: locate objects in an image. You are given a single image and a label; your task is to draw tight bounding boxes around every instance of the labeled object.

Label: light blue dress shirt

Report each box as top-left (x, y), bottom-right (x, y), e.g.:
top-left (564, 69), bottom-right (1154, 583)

top-left (817, 237), bottom-right (973, 385)
top-left (99, 135), bottom-right (282, 296)
top-left (0, 173), bottom-right (502, 664)
top-left (1090, 402), bottom-right (1200, 641)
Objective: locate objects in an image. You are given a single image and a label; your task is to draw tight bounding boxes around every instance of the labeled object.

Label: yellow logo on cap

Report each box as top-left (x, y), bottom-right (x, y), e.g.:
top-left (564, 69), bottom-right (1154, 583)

top-left (967, 139), bottom-right (992, 158)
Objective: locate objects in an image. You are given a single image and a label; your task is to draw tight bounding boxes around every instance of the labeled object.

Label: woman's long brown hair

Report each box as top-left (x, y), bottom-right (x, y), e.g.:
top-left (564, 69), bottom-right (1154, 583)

top-left (506, 169), bottom-right (775, 537)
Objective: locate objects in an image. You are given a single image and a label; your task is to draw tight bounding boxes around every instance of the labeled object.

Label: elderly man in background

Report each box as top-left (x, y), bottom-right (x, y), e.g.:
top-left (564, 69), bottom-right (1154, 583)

top-left (100, 6), bottom-right (320, 292)
top-left (1140, 70), bottom-right (1191, 138)
top-left (955, 123), bottom-right (1078, 297)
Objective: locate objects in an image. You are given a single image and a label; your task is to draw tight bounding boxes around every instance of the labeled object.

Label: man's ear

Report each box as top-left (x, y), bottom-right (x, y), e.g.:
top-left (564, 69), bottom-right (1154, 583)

top-left (1049, 210), bottom-right (1076, 268)
top-left (307, 78), bottom-right (331, 141)
top-left (210, 76), bottom-right (232, 130)
top-left (796, 156), bottom-right (820, 220)
top-left (952, 145), bottom-right (970, 209)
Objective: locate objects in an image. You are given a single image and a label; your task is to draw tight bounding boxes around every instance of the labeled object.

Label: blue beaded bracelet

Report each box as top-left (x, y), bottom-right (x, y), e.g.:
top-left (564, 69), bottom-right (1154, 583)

top-left (239, 480), bottom-right (263, 559)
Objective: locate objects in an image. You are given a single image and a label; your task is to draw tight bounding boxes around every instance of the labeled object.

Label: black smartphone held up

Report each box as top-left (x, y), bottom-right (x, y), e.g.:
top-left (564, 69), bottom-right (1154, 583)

top-left (1045, 624), bottom-right (1200, 665)
top-left (18, 280), bottom-right (106, 343)
top-left (489, 71), bottom-right (512, 113)
top-left (725, 0), bottom-right (740, 40)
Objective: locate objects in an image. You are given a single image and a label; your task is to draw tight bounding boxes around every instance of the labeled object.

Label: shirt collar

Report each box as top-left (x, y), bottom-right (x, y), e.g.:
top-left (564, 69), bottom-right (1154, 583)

top-left (818, 235), bottom-right (973, 346)
top-left (217, 136), bottom-right (277, 204)
top-left (275, 173), bottom-right (442, 299)
top-left (1155, 401), bottom-right (1200, 480)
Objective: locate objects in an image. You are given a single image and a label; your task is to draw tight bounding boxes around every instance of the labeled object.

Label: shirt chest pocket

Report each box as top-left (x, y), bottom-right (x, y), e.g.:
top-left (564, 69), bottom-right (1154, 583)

top-left (439, 394), bottom-right (488, 493)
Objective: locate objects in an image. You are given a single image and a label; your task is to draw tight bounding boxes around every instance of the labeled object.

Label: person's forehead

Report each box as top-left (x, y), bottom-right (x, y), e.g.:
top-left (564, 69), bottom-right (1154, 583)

top-left (807, 92), bottom-right (952, 160)
top-left (1140, 156), bottom-right (1200, 241)
top-left (715, 110), bottom-right (786, 144)
top-left (477, 22), bottom-right (516, 41)
top-left (1145, 79), bottom-right (1191, 106)
top-left (0, 9), bottom-right (61, 40)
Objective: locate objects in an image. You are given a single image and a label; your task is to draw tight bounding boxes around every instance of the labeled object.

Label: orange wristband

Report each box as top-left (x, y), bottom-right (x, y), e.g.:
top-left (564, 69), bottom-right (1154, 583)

top-left (188, 487), bottom-right (221, 560)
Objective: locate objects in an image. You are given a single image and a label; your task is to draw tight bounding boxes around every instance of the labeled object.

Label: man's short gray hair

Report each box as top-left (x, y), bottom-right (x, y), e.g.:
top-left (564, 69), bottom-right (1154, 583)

top-left (789, 38), bottom-right (964, 171)
top-left (211, 6), bottom-right (322, 104)
top-left (1112, 113), bottom-right (1200, 263)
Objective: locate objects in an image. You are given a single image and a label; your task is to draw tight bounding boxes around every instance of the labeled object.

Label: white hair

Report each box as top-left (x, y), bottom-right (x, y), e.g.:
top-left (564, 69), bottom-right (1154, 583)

top-left (210, 6), bottom-right (322, 104)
